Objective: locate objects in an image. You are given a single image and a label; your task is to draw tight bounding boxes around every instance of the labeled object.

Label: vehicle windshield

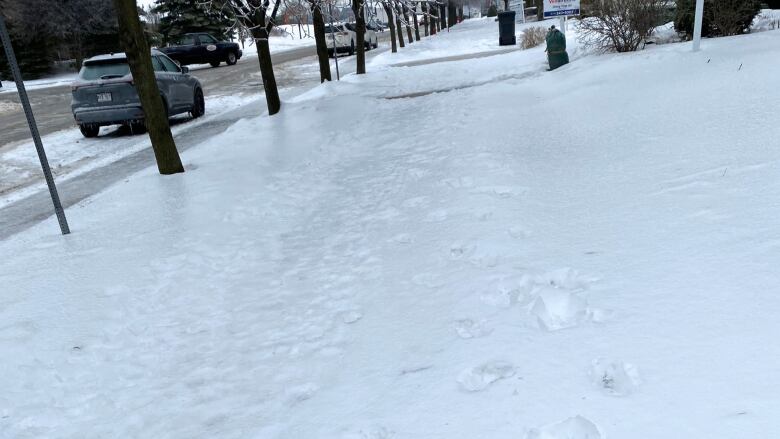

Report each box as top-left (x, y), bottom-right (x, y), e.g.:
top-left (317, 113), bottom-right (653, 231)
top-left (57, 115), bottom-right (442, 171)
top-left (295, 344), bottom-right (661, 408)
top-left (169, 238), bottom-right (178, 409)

top-left (324, 25), bottom-right (342, 33)
top-left (80, 60), bottom-right (130, 80)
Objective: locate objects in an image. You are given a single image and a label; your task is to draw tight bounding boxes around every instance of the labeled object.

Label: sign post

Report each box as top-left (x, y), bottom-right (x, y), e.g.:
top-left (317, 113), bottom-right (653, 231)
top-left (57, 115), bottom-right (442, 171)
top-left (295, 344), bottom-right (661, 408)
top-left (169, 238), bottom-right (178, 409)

top-left (0, 14), bottom-right (70, 235)
top-left (692, 0), bottom-right (704, 51)
top-left (543, 0), bottom-right (580, 34)
top-left (327, 1), bottom-right (340, 80)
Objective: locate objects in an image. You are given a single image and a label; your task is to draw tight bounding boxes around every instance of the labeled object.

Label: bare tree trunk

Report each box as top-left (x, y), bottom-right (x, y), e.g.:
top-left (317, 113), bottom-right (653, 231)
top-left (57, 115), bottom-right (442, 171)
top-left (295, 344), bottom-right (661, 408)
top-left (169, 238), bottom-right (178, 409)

top-left (395, 3), bottom-right (405, 48)
top-left (431, 2), bottom-right (438, 34)
top-left (113, 0), bottom-right (183, 175)
top-left (383, 2), bottom-right (398, 52)
top-left (448, 0), bottom-right (457, 26)
top-left (252, 27), bottom-right (281, 115)
top-left (424, 2), bottom-right (430, 36)
top-left (412, 4), bottom-right (421, 40)
top-left (440, 4), bottom-right (447, 28)
top-left (246, 1), bottom-right (283, 117)
top-left (311, 2), bottom-right (331, 82)
top-left (535, 0), bottom-right (543, 21)
top-left (403, 4), bottom-right (414, 43)
top-left (352, 0), bottom-right (366, 74)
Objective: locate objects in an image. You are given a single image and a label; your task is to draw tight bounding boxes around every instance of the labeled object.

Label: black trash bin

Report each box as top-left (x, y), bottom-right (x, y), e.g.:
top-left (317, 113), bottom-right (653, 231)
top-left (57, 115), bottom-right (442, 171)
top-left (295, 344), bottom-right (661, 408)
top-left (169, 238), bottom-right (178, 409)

top-left (498, 11), bottom-right (516, 46)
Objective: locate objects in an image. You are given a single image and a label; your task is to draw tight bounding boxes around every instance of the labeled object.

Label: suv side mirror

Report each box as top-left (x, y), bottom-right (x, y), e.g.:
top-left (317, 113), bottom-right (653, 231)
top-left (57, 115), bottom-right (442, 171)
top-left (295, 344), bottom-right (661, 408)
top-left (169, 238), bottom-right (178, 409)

top-left (181, 66), bottom-right (189, 74)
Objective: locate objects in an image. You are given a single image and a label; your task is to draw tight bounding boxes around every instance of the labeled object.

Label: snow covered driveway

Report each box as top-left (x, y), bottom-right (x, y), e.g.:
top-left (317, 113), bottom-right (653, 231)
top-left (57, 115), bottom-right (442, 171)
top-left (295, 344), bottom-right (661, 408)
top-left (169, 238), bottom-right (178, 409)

top-left (2, 18), bottom-right (780, 439)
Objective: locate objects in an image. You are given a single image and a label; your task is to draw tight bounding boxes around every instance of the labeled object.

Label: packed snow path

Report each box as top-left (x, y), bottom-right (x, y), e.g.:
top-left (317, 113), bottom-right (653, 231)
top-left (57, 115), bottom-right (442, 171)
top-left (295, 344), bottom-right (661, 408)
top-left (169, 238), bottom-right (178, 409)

top-left (2, 18), bottom-right (780, 439)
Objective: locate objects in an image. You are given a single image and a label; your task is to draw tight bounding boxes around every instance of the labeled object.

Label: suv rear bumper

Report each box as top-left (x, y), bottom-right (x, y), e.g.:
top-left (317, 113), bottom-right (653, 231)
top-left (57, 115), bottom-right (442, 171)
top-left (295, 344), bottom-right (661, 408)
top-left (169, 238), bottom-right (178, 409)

top-left (73, 104), bottom-right (145, 126)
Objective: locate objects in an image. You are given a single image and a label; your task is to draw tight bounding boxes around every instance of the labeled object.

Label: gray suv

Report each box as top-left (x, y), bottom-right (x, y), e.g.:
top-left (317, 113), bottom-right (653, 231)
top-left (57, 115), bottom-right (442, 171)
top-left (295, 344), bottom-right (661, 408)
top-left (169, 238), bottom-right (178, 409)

top-left (71, 50), bottom-right (205, 138)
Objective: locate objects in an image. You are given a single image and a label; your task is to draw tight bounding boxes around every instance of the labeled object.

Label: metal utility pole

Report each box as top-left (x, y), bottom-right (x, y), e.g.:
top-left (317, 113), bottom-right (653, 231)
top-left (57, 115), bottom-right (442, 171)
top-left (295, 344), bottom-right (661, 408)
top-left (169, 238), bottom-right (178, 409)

top-left (692, 0), bottom-right (704, 51)
top-left (0, 14), bottom-right (70, 235)
top-left (328, 1), bottom-right (341, 80)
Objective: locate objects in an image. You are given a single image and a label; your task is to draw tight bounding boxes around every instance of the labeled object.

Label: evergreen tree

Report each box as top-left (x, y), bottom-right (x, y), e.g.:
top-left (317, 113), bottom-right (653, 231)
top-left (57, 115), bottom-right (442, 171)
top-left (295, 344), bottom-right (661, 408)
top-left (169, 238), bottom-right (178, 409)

top-left (675, 0), bottom-right (761, 38)
top-left (152, 0), bottom-right (235, 44)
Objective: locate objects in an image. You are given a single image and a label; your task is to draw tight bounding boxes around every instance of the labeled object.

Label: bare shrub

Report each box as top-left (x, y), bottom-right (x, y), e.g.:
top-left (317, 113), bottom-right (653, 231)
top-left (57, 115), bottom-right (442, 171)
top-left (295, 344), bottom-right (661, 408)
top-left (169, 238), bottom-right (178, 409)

top-left (521, 26), bottom-right (547, 49)
top-left (577, 0), bottom-right (664, 52)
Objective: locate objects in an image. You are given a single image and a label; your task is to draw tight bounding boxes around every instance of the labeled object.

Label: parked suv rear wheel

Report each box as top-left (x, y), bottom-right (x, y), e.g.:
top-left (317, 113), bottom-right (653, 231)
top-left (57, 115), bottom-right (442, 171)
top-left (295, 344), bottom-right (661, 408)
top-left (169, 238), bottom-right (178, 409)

top-left (79, 124), bottom-right (99, 138)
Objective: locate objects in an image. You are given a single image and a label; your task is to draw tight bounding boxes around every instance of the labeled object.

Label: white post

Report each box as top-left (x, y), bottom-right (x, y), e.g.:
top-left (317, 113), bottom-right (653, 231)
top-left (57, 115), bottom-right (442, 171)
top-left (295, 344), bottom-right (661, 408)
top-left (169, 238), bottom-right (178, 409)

top-left (522, 0), bottom-right (526, 23)
top-left (692, 0), bottom-right (704, 51)
top-left (559, 16), bottom-right (565, 35)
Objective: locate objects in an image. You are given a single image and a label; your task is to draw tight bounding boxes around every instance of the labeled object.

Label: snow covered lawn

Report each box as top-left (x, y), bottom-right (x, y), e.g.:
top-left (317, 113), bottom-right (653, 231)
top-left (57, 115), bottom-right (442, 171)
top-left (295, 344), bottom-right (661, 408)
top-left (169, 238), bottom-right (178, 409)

top-left (3, 18), bottom-right (780, 439)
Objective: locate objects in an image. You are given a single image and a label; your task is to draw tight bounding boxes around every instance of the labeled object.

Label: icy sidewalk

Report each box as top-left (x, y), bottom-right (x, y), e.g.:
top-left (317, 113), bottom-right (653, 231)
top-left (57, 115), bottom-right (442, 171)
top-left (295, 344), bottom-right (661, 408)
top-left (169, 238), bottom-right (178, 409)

top-left (3, 21), bottom-right (780, 439)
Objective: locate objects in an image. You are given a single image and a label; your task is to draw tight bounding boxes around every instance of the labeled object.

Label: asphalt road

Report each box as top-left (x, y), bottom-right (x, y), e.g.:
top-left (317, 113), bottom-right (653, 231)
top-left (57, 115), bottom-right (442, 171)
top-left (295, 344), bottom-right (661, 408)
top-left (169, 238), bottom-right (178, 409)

top-left (0, 44), bottom-right (319, 150)
top-left (0, 39), bottom-right (391, 240)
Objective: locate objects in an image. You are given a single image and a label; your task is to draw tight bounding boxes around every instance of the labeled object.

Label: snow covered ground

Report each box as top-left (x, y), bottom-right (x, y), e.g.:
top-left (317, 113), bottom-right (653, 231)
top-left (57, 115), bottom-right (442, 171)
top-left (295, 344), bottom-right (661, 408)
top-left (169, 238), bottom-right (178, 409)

top-left (0, 73), bottom-right (78, 95)
top-left (3, 17), bottom-right (780, 439)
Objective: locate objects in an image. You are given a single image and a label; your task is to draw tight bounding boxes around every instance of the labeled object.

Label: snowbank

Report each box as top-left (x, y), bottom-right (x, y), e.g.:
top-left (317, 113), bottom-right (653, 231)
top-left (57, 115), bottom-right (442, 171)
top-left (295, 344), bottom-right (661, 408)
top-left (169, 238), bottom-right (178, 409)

top-left (753, 8), bottom-right (780, 33)
top-left (3, 16), bottom-right (780, 439)
top-left (0, 73), bottom-right (78, 95)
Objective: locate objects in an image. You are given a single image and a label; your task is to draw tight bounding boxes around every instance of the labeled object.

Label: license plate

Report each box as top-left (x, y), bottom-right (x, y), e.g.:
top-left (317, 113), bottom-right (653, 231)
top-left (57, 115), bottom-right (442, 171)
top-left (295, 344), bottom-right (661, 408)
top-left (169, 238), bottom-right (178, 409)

top-left (97, 92), bottom-right (112, 103)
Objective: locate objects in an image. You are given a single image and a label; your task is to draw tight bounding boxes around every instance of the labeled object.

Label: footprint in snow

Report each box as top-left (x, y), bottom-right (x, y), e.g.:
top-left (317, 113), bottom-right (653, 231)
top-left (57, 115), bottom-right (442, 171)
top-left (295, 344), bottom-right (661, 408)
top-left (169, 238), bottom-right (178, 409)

top-left (508, 226), bottom-right (530, 239)
top-left (471, 185), bottom-right (528, 199)
top-left (589, 358), bottom-right (642, 396)
top-left (457, 361), bottom-right (516, 392)
top-left (285, 383), bottom-right (319, 406)
top-left (342, 426), bottom-right (395, 439)
top-left (524, 416), bottom-right (603, 439)
top-left (341, 310), bottom-right (363, 324)
top-left (449, 242), bottom-right (475, 260)
top-left (440, 176), bottom-right (475, 189)
top-left (388, 233), bottom-right (413, 244)
top-left (454, 319), bottom-right (493, 339)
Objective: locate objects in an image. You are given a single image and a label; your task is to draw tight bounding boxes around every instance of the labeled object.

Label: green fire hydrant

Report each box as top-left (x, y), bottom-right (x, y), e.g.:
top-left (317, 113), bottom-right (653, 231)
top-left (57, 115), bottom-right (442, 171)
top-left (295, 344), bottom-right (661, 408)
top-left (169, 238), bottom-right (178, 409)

top-left (545, 26), bottom-right (569, 71)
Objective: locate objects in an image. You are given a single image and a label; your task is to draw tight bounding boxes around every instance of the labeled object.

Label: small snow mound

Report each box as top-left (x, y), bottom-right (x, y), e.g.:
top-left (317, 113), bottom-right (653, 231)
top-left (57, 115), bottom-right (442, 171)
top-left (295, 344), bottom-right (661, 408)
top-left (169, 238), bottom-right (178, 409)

top-left (457, 361), bottom-right (516, 392)
top-left (454, 319), bottom-right (493, 339)
top-left (530, 287), bottom-right (588, 331)
top-left (524, 415), bottom-right (603, 439)
top-left (589, 358), bottom-right (642, 396)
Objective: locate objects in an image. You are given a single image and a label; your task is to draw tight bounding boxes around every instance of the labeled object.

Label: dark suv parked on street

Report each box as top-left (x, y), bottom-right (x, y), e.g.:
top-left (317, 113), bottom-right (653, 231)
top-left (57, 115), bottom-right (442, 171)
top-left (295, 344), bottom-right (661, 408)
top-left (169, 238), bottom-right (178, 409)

top-left (159, 33), bottom-right (243, 68)
top-left (71, 50), bottom-right (205, 138)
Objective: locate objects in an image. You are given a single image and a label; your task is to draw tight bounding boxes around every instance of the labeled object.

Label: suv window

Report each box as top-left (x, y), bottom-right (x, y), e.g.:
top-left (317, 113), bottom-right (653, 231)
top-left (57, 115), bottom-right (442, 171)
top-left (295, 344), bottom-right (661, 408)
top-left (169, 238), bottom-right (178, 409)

top-left (324, 25), bottom-right (343, 33)
top-left (151, 56), bottom-right (165, 72)
top-left (158, 55), bottom-right (180, 73)
top-left (80, 60), bottom-right (130, 80)
top-left (198, 34), bottom-right (217, 44)
top-left (179, 35), bottom-right (197, 45)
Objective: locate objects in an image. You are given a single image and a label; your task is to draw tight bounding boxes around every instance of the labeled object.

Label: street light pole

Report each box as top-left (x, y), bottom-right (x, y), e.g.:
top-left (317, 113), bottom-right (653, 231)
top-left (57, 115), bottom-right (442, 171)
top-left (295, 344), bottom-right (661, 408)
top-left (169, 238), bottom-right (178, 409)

top-left (692, 0), bottom-right (704, 51)
top-left (0, 14), bottom-right (70, 235)
top-left (328, 1), bottom-right (341, 80)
